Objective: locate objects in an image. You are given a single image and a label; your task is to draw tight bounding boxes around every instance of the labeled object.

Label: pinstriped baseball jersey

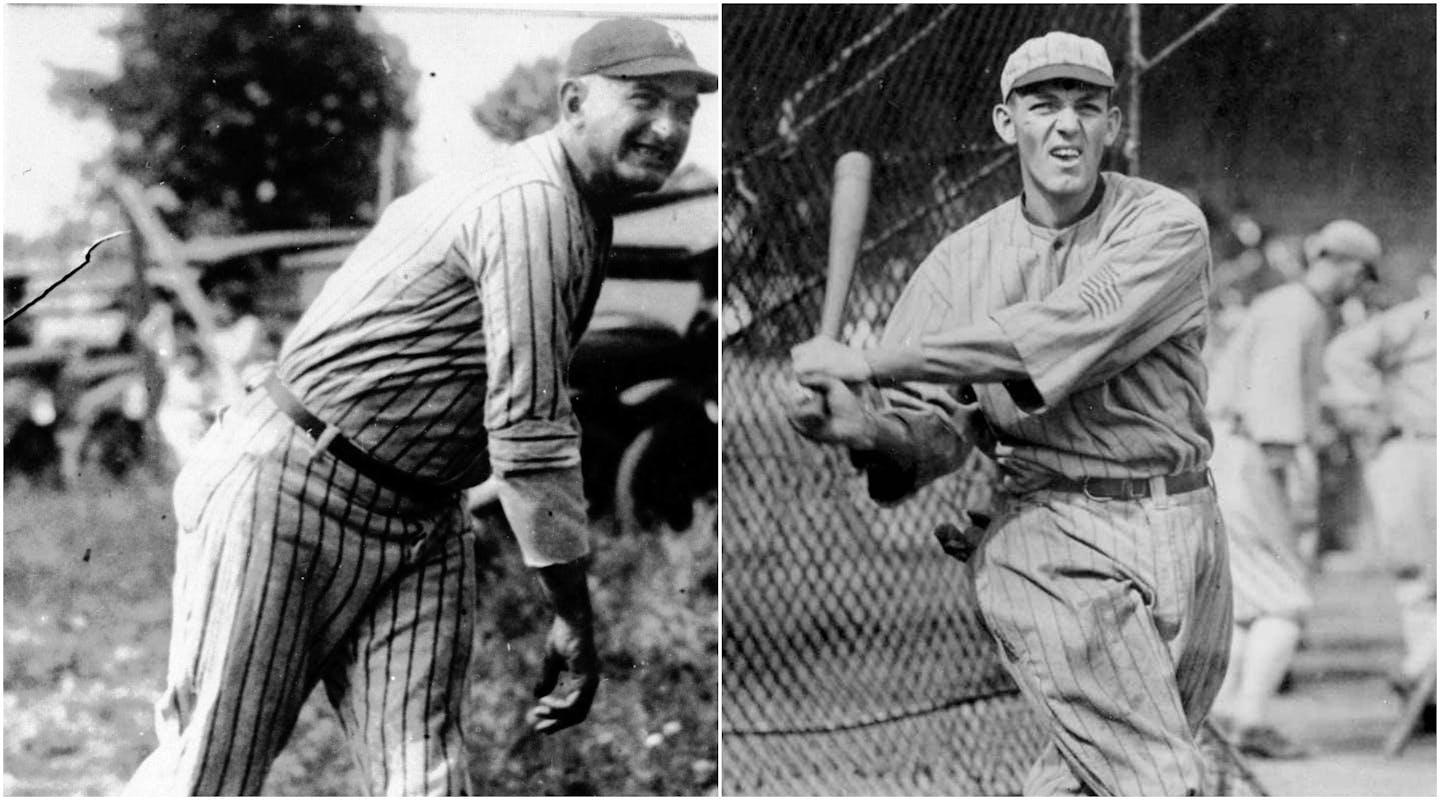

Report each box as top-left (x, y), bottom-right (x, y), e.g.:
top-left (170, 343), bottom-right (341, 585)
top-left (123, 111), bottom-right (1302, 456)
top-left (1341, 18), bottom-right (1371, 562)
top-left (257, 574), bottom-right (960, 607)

top-left (127, 130), bottom-right (611, 795)
top-left (279, 130), bottom-right (611, 488)
top-left (848, 171), bottom-right (1230, 794)
top-left (876, 171), bottom-right (1214, 486)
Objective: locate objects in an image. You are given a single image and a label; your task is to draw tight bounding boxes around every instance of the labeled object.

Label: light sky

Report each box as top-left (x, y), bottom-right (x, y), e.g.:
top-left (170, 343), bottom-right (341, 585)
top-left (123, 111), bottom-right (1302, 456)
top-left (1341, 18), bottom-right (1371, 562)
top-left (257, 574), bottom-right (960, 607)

top-left (2, 3), bottom-right (719, 240)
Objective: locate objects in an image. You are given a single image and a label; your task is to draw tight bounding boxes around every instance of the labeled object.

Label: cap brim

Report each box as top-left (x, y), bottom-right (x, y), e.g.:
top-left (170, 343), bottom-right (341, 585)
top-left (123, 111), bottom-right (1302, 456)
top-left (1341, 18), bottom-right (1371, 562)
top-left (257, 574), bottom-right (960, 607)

top-left (1009, 64), bottom-right (1115, 95)
top-left (595, 56), bottom-right (718, 93)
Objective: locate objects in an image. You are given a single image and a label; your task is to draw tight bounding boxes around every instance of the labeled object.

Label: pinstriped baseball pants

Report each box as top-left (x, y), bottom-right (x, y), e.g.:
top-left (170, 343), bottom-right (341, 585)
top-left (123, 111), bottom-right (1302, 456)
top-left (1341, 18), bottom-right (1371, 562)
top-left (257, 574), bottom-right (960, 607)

top-left (970, 485), bottom-right (1232, 796)
top-left (125, 387), bottom-right (478, 796)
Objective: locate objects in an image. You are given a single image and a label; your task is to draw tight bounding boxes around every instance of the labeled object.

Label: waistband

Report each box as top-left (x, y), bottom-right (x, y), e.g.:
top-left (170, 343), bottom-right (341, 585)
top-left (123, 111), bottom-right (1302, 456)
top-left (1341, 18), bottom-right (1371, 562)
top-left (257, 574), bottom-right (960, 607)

top-left (262, 374), bottom-right (451, 506)
top-left (1043, 468), bottom-right (1212, 501)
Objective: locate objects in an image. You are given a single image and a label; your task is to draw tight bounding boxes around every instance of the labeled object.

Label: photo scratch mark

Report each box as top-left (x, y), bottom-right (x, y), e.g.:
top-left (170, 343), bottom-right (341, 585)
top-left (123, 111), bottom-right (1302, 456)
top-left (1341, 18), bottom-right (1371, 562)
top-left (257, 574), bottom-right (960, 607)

top-left (3, 230), bottom-right (130, 325)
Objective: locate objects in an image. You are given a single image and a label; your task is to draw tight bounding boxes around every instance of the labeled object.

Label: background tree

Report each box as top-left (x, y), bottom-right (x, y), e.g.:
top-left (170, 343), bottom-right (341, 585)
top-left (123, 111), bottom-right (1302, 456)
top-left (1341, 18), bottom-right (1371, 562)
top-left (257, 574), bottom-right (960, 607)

top-left (50, 5), bottom-right (419, 236)
top-left (472, 57), bottom-right (561, 144)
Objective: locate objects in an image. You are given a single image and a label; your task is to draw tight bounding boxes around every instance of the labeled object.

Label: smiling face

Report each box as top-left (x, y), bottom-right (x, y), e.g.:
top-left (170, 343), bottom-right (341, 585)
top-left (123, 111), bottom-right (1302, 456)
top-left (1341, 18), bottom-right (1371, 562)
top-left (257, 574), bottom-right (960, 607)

top-left (562, 73), bottom-right (699, 200)
top-left (993, 79), bottom-right (1121, 226)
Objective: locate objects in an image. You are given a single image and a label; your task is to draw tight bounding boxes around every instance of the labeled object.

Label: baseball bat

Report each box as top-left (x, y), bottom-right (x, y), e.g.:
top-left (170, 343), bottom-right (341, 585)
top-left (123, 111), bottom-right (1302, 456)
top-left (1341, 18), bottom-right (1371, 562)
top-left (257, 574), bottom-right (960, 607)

top-left (791, 152), bottom-right (873, 416)
top-left (818, 151), bottom-right (873, 340)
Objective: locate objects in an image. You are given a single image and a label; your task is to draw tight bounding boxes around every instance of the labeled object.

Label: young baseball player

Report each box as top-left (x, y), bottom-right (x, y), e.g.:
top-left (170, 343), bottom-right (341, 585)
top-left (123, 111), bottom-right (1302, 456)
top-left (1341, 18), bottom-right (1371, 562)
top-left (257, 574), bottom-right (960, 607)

top-left (1324, 269), bottom-right (1436, 702)
top-left (1204, 220), bottom-right (1380, 759)
top-left (125, 18), bottom-right (716, 795)
top-left (790, 31), bottom-right (1231, 795)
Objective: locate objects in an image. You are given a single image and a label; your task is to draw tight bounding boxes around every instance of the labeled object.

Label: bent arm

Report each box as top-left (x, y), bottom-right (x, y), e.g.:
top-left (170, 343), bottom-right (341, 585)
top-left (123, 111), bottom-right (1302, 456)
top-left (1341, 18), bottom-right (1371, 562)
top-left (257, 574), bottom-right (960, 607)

top-left (865, 218), bottom-right (1211, 412)
top-left (476, 181), bottom-right (592, 566)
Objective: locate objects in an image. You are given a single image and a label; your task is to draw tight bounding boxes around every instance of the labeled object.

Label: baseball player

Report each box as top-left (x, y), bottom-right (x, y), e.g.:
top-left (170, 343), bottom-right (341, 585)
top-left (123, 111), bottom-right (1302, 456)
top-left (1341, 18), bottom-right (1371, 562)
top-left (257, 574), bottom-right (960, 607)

top-left (1324, 269), bottom-right (1436, 700)
top-left (1205, 220), bottom-right (1380, 759)
top-left (124, 17), bottom-right (716, 795)
top-left (790, 31), bottom-right (1231, 796)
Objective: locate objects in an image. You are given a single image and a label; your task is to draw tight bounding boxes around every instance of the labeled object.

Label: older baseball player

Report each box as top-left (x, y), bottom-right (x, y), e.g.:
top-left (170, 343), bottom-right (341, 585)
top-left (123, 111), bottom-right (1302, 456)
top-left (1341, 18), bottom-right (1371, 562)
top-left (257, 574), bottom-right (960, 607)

top-left (1324, 269), bottom-right (1436, 700)
top-left (1205, 220), bottom-right (1380, 759)
top-left (790, 31), bottom-right (1230, 796)
top-left (125, 17), bottom-right (715, 796)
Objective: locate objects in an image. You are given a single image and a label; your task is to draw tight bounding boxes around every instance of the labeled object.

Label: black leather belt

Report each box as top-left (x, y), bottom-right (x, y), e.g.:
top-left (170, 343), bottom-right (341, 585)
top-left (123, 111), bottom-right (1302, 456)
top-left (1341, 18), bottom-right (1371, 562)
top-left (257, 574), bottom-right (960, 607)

top-left (263, 374), bottom-right (449, 504)
top-left (1046, 468), bottom-right (1211, 500)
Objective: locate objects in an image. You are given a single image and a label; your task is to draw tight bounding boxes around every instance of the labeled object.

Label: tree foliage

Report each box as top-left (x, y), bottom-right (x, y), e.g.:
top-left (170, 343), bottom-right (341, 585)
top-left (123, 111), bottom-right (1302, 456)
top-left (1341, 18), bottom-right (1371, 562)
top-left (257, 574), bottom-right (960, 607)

top-left (50, 5), bottom-right (419, 236)
top-left (472, 57), bottom-right (561, 144)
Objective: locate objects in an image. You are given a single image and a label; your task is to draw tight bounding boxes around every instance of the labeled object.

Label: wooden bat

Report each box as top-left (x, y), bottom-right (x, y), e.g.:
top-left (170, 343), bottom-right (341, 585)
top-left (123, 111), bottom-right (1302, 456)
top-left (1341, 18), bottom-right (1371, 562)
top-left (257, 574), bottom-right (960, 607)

top-left (818, 151), bottom-right (873, 340)
top-left (792, 152), bottom-right (874, 416)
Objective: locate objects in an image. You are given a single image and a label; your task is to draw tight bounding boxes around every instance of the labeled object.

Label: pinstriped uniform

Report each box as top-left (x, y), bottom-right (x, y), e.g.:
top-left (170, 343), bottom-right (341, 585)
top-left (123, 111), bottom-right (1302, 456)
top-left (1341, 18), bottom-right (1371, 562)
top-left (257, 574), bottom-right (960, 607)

top-left (127, 130), bottom-right (610, 795)
top-left (866, 173), bottom-right (1232, 795)
top-left (1207, 283), bottom-right (1331, 623)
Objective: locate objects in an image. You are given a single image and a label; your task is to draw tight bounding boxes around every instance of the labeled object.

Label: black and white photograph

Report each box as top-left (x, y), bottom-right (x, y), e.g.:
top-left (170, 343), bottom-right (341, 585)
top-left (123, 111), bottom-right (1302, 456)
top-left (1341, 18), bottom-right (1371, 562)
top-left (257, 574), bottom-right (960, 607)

top-left (4, 4), bottom-right (718, 795)
top-left (721, 4), bottom-right (1434, 796)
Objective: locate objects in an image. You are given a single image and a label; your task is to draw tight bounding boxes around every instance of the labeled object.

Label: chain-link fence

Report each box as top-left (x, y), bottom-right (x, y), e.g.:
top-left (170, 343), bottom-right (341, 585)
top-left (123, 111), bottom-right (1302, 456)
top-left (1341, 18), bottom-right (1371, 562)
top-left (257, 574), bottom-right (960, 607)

top-left (721, 5), bottom-right (1262, 794)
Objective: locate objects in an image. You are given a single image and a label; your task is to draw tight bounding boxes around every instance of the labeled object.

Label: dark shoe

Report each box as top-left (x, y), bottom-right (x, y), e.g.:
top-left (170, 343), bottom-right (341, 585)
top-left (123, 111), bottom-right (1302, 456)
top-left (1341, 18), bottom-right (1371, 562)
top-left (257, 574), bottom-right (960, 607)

top-left (1236, 725), bottom-right (1311, 760)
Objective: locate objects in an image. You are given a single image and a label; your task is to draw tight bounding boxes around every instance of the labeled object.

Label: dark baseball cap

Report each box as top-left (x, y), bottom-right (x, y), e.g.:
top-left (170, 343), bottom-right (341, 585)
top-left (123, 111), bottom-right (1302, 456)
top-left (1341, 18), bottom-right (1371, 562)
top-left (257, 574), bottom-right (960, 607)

top-left (566, 17), bottom-right (718, 94)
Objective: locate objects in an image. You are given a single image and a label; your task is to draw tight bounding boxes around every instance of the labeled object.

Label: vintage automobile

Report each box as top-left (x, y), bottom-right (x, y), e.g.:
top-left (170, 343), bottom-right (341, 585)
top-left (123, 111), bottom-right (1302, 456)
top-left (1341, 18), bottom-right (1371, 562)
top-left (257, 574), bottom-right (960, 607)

top-left (4, 178), bottom-right (717, 535)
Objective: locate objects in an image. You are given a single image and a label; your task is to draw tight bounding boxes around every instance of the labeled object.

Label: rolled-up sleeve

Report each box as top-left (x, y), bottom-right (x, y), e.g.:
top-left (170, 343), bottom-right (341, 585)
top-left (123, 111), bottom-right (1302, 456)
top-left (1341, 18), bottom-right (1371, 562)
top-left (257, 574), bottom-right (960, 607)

top-left (988, 218), bottom-right (1210, 409)
top-left (479, 180), bottom-right (581, 474)
top-left (475, 180), bottom-right (590, 565)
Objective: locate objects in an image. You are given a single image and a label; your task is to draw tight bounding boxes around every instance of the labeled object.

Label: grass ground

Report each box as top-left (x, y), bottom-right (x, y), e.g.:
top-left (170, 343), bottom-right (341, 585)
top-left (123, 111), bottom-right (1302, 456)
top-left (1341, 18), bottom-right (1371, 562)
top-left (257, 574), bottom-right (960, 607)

top-left (3, 475), bottom-right (717, 796)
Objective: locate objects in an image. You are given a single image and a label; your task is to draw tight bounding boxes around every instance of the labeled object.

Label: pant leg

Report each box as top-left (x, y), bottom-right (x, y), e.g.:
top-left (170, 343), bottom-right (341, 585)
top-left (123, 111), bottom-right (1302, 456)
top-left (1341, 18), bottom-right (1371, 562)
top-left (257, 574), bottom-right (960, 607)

top-left (1211, 431), bottom-right (1313, 624)
top-left (325, 506), bottom-right (478, 796)
top-left (128, 399), bottom-right (329, 795)
top-left (127, 390), bottom-right (438, 796)
top-left (1370, 438), bottom-right (1439, 677)
top-left (971, 489), bottom-right (1227, 797)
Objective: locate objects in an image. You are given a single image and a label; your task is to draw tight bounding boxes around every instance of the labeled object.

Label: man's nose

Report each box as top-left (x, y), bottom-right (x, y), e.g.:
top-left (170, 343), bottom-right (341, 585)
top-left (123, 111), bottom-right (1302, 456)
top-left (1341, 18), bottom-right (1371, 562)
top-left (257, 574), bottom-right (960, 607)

top-left (650, 106), bottom-right (689, 141)
top-left (1053, 105), bottom-right (1081, 133)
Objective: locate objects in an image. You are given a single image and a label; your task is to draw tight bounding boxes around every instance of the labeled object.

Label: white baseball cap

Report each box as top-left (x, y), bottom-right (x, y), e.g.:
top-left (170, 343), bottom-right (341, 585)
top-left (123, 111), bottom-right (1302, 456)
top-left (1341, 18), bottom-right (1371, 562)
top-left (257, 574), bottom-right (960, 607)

top-left (1000, 31), bottom-right (1115, 99)
top-left (1305, 219), bottom-right (1382, 269)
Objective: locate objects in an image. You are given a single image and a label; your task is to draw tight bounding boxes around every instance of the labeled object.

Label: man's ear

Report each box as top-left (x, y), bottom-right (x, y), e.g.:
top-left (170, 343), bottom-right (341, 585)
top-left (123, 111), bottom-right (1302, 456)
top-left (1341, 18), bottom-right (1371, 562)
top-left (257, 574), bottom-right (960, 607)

top-left (992, 101), bottom-right (1017, 145)
top-left (1103, 104), bottom-right (1122, 147)
top-left (559, 77), bottom-right (588, 124)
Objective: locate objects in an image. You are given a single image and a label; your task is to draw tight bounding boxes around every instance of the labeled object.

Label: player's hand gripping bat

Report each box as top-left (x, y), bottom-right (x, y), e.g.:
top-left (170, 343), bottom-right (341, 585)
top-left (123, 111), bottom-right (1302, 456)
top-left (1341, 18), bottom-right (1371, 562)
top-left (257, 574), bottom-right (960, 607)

top-left (791, 152), bottom-right (873, 417)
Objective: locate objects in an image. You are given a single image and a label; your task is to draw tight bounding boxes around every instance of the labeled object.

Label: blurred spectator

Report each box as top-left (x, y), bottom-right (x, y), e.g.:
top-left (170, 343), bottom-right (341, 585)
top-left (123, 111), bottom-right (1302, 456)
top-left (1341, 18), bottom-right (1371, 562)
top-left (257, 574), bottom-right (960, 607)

top-left (1207, 220), bottom-right (1383, 759)
top-left (152, 318), bottom-right (220, 467)
top-left (138, 277), bottom-right (271, 467)
top-left (1324, 266), bottom-right (1436, 700)
top-left (204, 277), bottom-right (274, 395)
